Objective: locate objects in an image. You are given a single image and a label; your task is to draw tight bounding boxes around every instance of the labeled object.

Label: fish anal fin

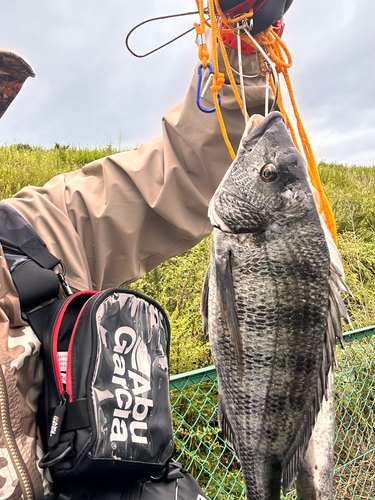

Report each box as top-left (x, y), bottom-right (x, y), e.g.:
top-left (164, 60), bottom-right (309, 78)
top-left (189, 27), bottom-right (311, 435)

top-left (218, 398), bottom-right (238, 455)
top-left (282, 419), bottom-right (314, 495)
top-left (282, 330), bottom-right (330, 492)
top-left (282, 369), bottom-right (327, 493)
top-left (215, 250), bottom-right (244, 378)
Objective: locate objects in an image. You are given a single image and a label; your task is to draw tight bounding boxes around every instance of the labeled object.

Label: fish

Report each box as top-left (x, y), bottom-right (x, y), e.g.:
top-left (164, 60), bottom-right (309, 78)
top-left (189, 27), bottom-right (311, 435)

top-left (201, 111), bottom-right (350, 500)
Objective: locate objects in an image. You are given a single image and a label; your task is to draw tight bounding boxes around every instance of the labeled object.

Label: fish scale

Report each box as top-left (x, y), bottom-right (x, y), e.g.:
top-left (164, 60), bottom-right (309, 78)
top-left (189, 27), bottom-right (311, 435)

top-left (202, 112), bottom-right (350, 499)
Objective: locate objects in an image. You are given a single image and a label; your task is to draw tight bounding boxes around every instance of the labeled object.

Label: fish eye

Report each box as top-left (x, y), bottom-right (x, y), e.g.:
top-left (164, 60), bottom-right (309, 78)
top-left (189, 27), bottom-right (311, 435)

top-left (260, 164), bottom-right (277, 183)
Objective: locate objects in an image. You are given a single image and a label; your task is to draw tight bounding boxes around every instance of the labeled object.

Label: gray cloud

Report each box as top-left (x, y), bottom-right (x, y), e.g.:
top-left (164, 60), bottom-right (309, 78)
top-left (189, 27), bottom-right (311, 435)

top-left (283, 0), bottom-right (375, 165)
top-left (0, 0), bottom-right (374, 165)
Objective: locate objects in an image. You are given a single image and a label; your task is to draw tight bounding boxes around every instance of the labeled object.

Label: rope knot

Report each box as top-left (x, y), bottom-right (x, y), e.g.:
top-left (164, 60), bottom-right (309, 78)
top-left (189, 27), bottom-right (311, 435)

top-left (211, 72), bottom-right (225, 92)
top-left (198, 45), bottom-right (210, 68)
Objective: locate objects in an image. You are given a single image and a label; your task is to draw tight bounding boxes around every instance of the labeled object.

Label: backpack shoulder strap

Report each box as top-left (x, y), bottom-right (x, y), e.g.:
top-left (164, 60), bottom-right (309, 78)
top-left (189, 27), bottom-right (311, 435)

top-left (0, 202), bottom-right (66, 321)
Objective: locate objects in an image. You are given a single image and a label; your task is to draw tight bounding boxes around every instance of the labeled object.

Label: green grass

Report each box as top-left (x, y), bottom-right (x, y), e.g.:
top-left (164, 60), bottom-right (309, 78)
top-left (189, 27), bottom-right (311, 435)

top-left (0, 143), bottom-right (120, 199)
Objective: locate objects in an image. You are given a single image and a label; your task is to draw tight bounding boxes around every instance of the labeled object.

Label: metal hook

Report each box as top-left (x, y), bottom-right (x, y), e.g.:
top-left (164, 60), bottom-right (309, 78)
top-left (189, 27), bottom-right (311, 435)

top-left (235, 22), bottom-right (248, 125)
top-left (229, 52), bottom-right (261, 79)
top-left (233, 18), bottom-right (279, 115)
top-left (196, 63), bottom-right (222, 114)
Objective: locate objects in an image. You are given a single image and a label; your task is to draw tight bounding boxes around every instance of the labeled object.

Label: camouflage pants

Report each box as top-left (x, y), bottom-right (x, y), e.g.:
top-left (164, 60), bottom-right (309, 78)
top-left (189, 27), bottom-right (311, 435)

top-left (0, 245), bottom-right (49, 499)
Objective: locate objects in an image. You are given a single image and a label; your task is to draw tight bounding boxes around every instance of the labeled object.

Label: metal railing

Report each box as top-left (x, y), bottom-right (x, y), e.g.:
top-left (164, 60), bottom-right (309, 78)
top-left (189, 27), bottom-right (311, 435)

top-left (170, 325), bottom-right (375, 499)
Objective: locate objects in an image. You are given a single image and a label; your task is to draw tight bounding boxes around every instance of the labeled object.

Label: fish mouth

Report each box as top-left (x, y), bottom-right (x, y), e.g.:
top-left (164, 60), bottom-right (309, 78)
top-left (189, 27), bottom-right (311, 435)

top-left (241, 111), bottom-right (286, 152)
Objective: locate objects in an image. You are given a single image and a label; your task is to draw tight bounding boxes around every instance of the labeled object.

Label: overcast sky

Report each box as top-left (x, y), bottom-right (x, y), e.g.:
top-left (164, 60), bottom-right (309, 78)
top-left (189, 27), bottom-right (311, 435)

top-left (1, 0), bottom-right (374, 166)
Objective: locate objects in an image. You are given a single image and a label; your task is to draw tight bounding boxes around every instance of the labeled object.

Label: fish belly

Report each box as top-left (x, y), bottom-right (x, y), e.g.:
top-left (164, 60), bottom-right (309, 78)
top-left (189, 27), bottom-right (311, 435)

top-left (296, 370), bottom-right (334, 500)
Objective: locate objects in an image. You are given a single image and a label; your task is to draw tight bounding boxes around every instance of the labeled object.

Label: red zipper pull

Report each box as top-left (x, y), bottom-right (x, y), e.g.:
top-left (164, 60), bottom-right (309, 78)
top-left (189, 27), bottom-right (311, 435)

top-left (48, 392), bottom-right (68, 448)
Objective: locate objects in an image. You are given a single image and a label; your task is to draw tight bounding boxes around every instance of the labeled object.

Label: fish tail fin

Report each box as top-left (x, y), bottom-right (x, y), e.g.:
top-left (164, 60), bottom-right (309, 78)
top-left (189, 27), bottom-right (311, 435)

top-left (243, 458), bottom-right (282, 500)
top-left (266, 460), bottom-right (283, 500)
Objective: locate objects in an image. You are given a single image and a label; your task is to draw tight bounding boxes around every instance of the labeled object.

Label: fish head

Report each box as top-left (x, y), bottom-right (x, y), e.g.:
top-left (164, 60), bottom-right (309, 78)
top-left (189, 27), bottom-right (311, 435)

top-left (209, 112), bottom-right (317, 234)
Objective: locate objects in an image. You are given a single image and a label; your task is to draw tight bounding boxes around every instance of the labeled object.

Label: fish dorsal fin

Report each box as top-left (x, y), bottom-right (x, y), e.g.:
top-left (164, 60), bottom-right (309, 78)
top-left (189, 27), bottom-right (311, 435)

top-left (320, 210), bottom-right (353, 345)
top-left (214, 250), bottom-right (244, 379)
top-left (282, 215), bottom-right (351, 493)
top-left (218, 398), bottom-right (238, 455)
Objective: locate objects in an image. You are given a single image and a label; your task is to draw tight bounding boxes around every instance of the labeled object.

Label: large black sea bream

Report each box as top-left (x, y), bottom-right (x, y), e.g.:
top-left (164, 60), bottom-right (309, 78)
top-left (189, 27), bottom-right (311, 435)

top-left (201, 112), bottom-right (350, 500)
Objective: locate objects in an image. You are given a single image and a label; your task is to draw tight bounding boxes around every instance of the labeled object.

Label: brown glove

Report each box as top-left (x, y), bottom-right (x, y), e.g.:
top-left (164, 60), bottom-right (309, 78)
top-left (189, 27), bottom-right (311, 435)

top-left (218, 0), bottom-right (294, 34)
top-left (0, 50), bottom-right (35, 119)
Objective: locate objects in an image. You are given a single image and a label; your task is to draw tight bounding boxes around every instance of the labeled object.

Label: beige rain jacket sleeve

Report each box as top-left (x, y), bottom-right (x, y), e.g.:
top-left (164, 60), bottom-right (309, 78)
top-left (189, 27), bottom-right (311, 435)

top-left (3, 51), bottom-right (267, 292)
top-left (0, 47), bottom-right (267, 500)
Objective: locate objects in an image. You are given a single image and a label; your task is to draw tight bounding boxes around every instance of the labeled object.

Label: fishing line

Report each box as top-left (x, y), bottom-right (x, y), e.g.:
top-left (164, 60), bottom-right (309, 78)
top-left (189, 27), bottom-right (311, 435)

top-left (125, 10), bottom-right (208, 58)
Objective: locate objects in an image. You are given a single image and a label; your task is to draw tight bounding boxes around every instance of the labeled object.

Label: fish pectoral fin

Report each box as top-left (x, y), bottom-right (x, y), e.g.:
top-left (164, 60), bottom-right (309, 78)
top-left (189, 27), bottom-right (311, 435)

top-left (218, 398), bottom-right (238, 454)
top-left (215, 251), bottom-right (244, 377)
top-left (200, 269), bottom-right (210, 338)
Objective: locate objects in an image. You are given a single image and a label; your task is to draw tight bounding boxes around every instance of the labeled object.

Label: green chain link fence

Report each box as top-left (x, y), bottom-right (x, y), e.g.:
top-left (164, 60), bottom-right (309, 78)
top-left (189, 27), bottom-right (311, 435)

top-left (169, 324), bottom-right (375, 500)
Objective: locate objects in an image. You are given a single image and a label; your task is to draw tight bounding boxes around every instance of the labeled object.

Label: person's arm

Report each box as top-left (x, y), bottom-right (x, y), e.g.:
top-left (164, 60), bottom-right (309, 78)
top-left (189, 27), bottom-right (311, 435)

top-left (3, 45), bottom-right (269, 292)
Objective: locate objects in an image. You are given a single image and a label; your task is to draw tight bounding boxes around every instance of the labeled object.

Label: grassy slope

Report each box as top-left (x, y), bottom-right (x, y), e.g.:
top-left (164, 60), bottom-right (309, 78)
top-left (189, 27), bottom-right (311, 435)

top-left (0, 143), bottom-right (119, 199)
top-left (1, 145), bottom-right (374, 375)
top-left (320, 162), bottom-right (375, 329)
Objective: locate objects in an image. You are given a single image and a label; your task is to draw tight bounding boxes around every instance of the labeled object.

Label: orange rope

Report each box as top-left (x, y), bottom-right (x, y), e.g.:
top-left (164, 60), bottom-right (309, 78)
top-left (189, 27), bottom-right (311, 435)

top-left (268, 77), bottom-right (300, 152)
top-left (266, 31), bottom-right (337, 242)
top-left (207, 0), bottom-right (236, 159)
top-left (217, 34), bottom-right (248, 117)
top-left (195, 0), bottom-right (250, 159)
top-left (195, 0), bottom-right (235, 160)
top-left (194, 1), bottom-right (337, 242)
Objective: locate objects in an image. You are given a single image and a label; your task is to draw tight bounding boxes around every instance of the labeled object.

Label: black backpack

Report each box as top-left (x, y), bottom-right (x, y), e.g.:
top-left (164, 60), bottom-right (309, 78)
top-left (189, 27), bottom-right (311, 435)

top-left (37, 287), bottom-right (174, 485)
